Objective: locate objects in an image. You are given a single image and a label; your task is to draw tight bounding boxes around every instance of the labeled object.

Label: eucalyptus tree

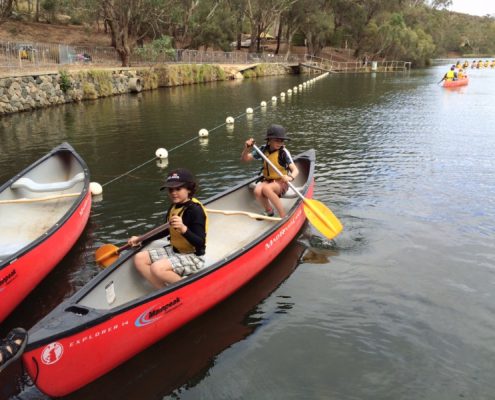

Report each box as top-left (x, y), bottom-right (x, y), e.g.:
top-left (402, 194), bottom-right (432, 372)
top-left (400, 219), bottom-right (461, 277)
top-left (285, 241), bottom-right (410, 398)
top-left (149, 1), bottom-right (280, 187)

top-left (101, 0), bottom-right (173, 66)
top-left (0, 0), bottom-right (13, 22)
top-left (360, 12), bottom-right (435, 65)
top-left (244, 0), bottom-right (297, 53)
top-left (187, 0), bottom-right (237, 51)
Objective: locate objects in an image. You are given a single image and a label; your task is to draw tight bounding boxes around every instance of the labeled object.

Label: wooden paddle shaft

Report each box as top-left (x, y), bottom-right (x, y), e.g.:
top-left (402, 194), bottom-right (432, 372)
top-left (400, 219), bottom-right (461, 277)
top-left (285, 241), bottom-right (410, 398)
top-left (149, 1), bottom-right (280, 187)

top-left (0, 192), bottom-right (80, 204)
top-left (206, 208), bottom-right (281, 221)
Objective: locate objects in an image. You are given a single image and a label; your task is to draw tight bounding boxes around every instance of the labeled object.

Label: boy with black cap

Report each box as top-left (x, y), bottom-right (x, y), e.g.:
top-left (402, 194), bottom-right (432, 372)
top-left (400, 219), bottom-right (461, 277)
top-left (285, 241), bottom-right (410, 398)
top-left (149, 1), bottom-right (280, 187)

top-left (241, 124), bottom-right (299, 218)
top-left (128, 168), bottom-right (207, 288)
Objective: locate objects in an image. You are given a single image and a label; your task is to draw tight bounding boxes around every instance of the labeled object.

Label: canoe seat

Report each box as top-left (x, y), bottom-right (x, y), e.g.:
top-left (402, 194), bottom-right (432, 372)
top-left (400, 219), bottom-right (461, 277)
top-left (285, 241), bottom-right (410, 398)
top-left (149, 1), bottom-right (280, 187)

top-left (11, 172), bottom-right (85, 193)
top-left (248, 181), bottom-right (303, 198)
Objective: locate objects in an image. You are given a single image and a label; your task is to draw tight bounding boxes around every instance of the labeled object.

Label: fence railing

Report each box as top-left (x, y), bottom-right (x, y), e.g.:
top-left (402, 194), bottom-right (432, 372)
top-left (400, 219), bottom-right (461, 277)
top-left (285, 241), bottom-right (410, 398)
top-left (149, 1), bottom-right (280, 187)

top-left (303, 55), bottom-right (412, 72)
top-left (0, 40), bottom-right (411, 74)
top-left (0, 41), bottom-right (302, 72)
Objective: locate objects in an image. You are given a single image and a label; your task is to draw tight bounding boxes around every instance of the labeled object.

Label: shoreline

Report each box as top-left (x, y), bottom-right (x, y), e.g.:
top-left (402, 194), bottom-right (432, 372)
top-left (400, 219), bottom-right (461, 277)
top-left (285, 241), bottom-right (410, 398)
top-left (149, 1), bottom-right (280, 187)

top-left (0, 63), bottom-right (296, 115)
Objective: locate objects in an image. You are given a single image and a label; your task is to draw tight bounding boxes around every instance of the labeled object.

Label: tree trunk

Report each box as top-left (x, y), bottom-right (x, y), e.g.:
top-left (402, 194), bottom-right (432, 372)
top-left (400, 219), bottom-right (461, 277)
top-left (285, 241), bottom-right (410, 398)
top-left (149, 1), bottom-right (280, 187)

top-left (275, 20), bottom-right (283, 55)
top-left (0, 0), bottom-right (13, 21)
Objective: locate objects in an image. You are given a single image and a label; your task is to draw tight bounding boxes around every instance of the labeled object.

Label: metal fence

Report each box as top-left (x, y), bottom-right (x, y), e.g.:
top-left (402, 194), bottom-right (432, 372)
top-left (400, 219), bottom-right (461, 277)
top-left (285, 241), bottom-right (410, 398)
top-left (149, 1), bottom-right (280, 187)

top-left (0, 42), bottom-right (121, 69)
top-left (0, 40), bottom-right (302, 73)
top-left (303, 55), bottom-right (412, 73)
top-left (0, 40), bottom-right (410, 75)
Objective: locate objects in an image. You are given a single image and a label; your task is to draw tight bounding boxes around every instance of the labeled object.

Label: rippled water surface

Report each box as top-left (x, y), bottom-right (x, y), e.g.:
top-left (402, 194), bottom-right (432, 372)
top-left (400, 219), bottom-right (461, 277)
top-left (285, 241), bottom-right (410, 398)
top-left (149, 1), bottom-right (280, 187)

top-left (1, 64), bottom-right (495, 399)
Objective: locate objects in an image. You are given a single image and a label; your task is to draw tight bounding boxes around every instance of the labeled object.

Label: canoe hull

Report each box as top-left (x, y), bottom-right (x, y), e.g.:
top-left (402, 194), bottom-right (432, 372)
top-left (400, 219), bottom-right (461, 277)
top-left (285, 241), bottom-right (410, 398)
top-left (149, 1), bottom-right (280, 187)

top-left (0, 193), bottom-right (91, 322)
top-left (23, 150), bottom-right (317, 397)
top-left (23, 202), bottom-right (308, 397)
top-left (443, 77), bottom-right (468, 87)
top-left (0, 143), bottom-right (91, 322)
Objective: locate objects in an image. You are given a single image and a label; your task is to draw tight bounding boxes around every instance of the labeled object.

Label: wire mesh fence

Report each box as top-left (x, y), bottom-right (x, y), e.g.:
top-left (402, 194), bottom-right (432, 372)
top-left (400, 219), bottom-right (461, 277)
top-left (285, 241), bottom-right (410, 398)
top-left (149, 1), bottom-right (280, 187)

top-left (0, 40), bottom-right (302, 74)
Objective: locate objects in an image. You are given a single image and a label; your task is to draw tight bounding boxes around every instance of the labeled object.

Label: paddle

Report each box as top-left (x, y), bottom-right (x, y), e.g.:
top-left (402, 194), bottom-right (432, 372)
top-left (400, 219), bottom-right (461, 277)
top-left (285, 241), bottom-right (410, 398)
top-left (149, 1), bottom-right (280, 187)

top-left (206, 208), bottom-right (281, 221)
top-left (438, 73), bottom-right (448, 84)
top-left (95, 222), bottom-right (170, 268)
top-left (0, 192), bottom-right (80, 204)
top-left (252, 144), bottom-right (343, 239)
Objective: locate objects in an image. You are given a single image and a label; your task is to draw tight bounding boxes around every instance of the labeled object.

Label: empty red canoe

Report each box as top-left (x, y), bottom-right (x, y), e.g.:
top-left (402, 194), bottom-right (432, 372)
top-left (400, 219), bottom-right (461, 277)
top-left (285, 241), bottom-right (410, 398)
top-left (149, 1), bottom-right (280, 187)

top-left (0, 142), bottom-right (91, 323)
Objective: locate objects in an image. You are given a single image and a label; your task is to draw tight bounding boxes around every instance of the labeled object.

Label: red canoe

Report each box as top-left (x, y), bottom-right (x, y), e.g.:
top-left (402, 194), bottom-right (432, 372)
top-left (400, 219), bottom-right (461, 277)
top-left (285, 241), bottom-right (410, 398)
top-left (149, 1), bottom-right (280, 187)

top-left (23, 149), bottom-right (316, 397)
top-left (443, 77), bottom-right (469, 87)
top-left (0, 143), bottom-right (91, 323)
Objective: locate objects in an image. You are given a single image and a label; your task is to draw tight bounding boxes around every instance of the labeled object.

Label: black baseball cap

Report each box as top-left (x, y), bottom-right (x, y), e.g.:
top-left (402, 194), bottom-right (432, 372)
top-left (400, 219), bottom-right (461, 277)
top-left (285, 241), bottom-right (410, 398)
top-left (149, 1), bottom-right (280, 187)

top-left (160, 168), bottom-right (195, 189)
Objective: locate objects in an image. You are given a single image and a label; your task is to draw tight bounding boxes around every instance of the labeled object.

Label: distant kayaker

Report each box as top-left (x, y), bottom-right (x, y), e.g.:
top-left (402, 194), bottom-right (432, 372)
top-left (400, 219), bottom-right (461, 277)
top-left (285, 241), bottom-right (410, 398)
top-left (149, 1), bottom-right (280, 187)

top-left (128, 168), bottom-right (207, 288)
top-left (444, 65), bottom-right (457, 81)
top-left (241, 124), bottom-right (299, 218)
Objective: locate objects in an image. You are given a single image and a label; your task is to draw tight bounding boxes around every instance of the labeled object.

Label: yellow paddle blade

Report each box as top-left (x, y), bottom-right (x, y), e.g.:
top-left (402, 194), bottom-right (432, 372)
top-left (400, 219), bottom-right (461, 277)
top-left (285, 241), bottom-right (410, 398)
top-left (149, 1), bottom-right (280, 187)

top-left (95, 244), bottom-right (120, 268)
top-left (302, 198), bottom-right (343, 240)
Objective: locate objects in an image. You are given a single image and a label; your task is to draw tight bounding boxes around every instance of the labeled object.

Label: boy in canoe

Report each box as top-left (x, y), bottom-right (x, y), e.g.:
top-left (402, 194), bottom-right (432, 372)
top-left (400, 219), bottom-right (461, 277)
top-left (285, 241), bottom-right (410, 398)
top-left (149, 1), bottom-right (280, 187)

top-left (241, 124), bottom-right (299, 218)
top-left (128, 168), bottom-right (207, 288)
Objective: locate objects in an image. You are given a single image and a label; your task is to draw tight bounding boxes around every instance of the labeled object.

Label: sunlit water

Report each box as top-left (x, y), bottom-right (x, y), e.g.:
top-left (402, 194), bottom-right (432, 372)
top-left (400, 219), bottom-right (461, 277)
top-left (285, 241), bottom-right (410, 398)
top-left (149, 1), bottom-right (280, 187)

top-left (1, 64), bottom-right (494, 400)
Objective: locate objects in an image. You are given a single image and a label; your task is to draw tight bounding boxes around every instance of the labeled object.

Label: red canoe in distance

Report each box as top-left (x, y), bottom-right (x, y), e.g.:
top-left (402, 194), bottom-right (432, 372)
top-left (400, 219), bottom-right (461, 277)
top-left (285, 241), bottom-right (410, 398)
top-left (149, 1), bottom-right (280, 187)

top-left (23, 149), bottom-right (316, 397)
top-left (0, 143), bottom-right (91, 323)
top-left (443, 77), bottom-right (469, 88)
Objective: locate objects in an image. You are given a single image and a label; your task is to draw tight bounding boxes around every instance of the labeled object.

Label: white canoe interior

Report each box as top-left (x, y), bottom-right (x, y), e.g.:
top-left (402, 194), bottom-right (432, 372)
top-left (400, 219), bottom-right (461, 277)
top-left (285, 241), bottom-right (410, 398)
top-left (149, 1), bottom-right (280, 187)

top-left (0, 152), bottom-right (86, 262)
top-left (78, 157), bottom-right (311, 311)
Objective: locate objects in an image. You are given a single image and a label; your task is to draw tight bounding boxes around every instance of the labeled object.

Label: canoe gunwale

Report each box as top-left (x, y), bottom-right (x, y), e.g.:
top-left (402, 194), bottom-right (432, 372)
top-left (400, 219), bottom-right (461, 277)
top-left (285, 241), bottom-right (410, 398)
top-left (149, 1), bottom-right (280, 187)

top-left (25, 149), bottom-right (316, 350)
top-left (0, 142), bottom-right (91, 271)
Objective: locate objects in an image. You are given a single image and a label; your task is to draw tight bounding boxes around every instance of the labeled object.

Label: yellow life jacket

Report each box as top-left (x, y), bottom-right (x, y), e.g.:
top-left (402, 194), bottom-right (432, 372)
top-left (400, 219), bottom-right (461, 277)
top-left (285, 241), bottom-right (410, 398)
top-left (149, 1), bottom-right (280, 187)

top-left (168, 198), bottom-right (208, 254)
top-left (446, 70), bottom-right (455, 80)
top-left (262, 148), bottom-right (288, 180)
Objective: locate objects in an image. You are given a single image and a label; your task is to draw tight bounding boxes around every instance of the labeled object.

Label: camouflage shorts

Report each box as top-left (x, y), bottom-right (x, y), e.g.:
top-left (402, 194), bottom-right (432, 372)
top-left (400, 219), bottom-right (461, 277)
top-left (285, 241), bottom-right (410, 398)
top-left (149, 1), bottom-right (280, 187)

top-left (148, 246), bottom-right (205, 277)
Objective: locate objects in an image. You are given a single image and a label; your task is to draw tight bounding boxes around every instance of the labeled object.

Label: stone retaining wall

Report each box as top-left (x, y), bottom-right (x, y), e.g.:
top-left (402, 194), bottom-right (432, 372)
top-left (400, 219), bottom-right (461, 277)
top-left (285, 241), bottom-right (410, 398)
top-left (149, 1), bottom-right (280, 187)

top-left (0, 63), bottom-right (292, 115)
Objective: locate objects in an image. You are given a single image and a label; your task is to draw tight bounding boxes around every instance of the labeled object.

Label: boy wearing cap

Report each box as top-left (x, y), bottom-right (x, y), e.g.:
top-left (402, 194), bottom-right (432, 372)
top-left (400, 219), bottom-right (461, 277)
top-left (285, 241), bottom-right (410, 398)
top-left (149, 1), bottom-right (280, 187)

top-left (128, 168), bottom-right (208, 288)
top-left (241, 124), bottom-right (299, 218)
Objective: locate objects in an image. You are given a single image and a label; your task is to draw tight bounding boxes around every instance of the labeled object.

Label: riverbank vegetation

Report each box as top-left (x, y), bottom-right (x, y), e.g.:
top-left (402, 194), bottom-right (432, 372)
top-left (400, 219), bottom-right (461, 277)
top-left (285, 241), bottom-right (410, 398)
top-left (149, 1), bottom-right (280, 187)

top-left (0, 1), bottom-right (494, 67)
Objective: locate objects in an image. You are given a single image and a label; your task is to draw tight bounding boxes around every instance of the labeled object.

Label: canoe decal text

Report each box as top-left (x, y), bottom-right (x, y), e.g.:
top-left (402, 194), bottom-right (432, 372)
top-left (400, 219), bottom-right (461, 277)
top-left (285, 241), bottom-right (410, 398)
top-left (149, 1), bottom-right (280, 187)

top-left (0, 269), bottom-right (17, 290)
top-left (78, 196), bottom-right (90, 217)
top-left (41, 342), bottom-right (64, 365)
top-left (135, 297), bottom-right (182, 327)
top-left (68, 320), bottom-right (130, 348)
top-left (265, 208), bottom-right (303, 250)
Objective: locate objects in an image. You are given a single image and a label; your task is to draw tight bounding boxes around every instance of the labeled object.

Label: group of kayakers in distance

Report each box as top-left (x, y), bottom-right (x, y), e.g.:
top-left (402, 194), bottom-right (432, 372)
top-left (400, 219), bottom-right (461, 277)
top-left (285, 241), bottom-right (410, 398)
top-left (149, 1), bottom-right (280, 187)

top-left (441, 58), bottom-right (495, 87)
top-left (465, 59), bottom-right (495, 69)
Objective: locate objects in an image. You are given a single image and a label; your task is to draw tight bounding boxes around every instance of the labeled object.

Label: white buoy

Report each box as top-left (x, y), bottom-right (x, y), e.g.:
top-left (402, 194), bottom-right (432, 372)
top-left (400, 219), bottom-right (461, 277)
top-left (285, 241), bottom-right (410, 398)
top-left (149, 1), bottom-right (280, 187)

top-left (260, 100), bottom-right (267, 107)
top-left (226, 116), bottom-right (235, 124)
top-left (90, 182), bottom-right (103, 196)
top-left (298, 84), bottom-right (303, 89)
top-left (155, 148), bottom-right (168, 159)
top-left (156, 158), bottom-right (169, 169)
top-left (287, 89), bottom-right (292, 95)
top-left (246, 107), bottom-right (254, 114)
top-left (198, 128), bottom-right (209, 137)
top-left (271, 96), bottom-right (277, 102)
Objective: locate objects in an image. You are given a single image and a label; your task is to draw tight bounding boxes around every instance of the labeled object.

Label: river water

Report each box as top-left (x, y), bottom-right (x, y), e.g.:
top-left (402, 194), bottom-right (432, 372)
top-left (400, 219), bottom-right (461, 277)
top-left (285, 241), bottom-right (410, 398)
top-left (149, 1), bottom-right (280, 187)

top-left (1, 64), bottom-right (494, 399)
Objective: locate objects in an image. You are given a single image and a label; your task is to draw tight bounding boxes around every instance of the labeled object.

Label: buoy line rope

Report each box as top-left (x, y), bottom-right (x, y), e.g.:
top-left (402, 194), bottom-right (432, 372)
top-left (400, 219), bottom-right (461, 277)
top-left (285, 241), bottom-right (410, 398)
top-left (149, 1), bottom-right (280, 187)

top-left (101, 107), bottom-right (262, 187)
top-left (99, 72), bottom-right (329, 189)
